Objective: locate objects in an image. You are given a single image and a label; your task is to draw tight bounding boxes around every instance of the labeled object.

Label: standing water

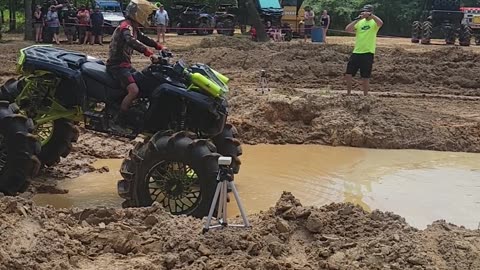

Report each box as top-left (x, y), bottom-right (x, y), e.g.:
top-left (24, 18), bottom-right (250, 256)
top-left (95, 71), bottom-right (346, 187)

top-left (33, 145), bottom-right (480, 229)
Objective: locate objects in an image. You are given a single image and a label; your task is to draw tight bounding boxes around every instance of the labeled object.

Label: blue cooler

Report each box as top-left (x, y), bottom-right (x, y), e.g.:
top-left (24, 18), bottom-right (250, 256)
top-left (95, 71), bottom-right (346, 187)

top-left (311, 27), bottom-right (324, 43)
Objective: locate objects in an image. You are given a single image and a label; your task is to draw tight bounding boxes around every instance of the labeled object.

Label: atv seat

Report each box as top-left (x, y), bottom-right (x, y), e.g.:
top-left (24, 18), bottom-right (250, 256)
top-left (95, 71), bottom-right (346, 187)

top-left (81, 62), bottom-right (120, 89)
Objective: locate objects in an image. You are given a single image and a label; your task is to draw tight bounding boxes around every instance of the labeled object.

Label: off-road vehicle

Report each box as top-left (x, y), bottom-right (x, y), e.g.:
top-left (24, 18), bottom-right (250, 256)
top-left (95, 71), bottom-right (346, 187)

top-left (0, 45), bottom-right (242, 217)
top-left (411, 0), bottom-right (471, 46)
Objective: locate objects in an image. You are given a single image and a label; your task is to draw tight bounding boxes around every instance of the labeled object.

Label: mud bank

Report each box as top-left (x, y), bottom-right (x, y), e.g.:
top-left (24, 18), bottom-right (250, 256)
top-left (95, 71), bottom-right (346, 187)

top-left (3, 35), bottom-right (480, 156)
top-left (187, 36), bottom-right (480, 96)
top-left (0, 192), bottom-right (478, 270)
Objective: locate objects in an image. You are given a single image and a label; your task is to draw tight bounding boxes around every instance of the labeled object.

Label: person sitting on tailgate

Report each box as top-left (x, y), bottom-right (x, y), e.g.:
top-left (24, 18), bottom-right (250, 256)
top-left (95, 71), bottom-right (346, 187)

top-left (106, 0), bottom-right (164, 126)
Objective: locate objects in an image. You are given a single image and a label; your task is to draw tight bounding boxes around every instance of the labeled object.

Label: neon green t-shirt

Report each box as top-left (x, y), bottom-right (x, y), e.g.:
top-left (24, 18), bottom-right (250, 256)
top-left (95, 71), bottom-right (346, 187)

top-left (353, 19), bottom-right (380, 54)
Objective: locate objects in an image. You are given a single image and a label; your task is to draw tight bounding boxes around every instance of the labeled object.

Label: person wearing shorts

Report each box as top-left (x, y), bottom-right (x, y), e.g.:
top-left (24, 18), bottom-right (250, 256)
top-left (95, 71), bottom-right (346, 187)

top-left (63, 4), bottom-right (78, 44)
top-left (344, 4), bottom-right (383, 96)
top-left (33, 5), bottom-right (43, 43)
top-left (303, 6), bottom-right (314, 42)
top-left (46, 5), bottom-right (60, 45)
top-left (90, 6), bottom-right (104, 45)
top-left (106, 0), bottom-right (163, 130)
top-left (320, 10), bottom-right (330, 43)
top-left (154, 4), bottom-right (169, 43)
top-left (77, 5), bottom-right (91, 45)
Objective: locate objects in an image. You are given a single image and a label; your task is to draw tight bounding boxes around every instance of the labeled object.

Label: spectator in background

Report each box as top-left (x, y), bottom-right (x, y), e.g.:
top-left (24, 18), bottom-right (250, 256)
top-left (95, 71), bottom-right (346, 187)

top-left (33, 5), bottom-right (43, 43)
top-left (63, 4), bottom-right (78, 44)
top-left (304, 6), bottom-right (314, 42)
top-left (321, 10), bottom-right (330, 43)
top-left (77, 5), bottom-right (91, 45)
top-left (344, 4), bottom-right (383, 96)
top-left (46, 5), bottom-right (61, 45)
top-left (90, 6), bottom-right (104, 45)
top-left (154, 4), bottom-right (169, 43)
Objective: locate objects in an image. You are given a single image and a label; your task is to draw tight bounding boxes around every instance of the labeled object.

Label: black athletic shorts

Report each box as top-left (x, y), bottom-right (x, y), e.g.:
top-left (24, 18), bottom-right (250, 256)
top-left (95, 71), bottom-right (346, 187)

top-left (92, 25), bottom-right (103, 36)
top-left (107, 66), bottom-right (137, 89)
top-left (346, 53), bottom-right (374, 79)
top-left (49, 27), bottom-right (60, 35)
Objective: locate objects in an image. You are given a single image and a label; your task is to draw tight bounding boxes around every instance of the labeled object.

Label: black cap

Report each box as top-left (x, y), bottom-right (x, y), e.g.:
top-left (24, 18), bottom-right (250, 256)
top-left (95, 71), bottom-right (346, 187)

top-left (362, 4), bottom-right (374, 12)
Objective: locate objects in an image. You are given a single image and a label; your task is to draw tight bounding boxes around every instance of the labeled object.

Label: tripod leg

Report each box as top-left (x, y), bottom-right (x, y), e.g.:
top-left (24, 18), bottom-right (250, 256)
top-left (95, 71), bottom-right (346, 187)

top-left (222, 181), bottom-right (228, 224)
top-left (229, 181), bottom-right (250, 227)
top-left (217, 182), bottom-right (225, 220)
top-left (204, 182), bottom-right (222, 231)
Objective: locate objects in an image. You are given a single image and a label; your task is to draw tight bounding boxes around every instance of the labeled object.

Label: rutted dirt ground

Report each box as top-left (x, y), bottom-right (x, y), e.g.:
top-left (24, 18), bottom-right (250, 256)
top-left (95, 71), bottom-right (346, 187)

top-left (1, 192), bottom-right (479, 270)
top-left (2, 34), bottom-right (480, 269)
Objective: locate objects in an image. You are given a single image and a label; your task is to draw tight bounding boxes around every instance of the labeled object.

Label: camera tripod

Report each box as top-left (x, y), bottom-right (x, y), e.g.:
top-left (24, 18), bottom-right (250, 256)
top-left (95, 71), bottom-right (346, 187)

top-left (203, 157), bottom-right (250, 233)
top-left (256, 69), bottom-right (270, 94)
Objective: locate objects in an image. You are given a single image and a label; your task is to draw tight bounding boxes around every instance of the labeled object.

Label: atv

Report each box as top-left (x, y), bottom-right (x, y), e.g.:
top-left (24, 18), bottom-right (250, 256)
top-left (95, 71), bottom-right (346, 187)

top-left (215, 4), bottom-right (237, 36)
top-left (0, 45), bottom-right (242, 218)
top-left (175, 3), bottom-right (215, 35)
top-left (411, 0), bottom-right (471, 46)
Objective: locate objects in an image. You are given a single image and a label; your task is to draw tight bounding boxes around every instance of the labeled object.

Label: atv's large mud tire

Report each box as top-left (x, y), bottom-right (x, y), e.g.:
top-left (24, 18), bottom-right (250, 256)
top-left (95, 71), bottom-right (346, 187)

top-left (444, 26), bottom-right (456, 45)
top-left (421, 21), bottom-right (433, 45)
top-left (459, 24), bottom-right (472, 46)
top-left (197, 22), bottom-right (209, 36)
top-left (37, 119), bottom-right (79, 166)
top-left (411, 21), bottom-right (421, 43)
top-left (212, 123), bottom-right (242, 174)
top-left (119, 131), bottom-right (219, 218)
top-left (0, 101), bottom-right (41, 195)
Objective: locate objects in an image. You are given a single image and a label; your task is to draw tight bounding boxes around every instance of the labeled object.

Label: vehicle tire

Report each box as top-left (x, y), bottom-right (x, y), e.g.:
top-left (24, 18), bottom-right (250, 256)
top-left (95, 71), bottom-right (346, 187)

top-left (197, 22), bottom-right (209, 35)
top-left (475, 36), bottom-right (480, 45)
top-left (421, 21), bottom-right (433, 45)
top-left (119, 131), bottom-right (220, 218)
top-left (444, 25), bottom-right (455, 45)
top-left (177, 23), bottom-right (185, 35)
top-left (36, 118), bottom-right (79, 166)
top-left (0, 101), bottom-right (41, 195)
top-left (212, 123), bottom-right (242, 174)
top-left (411, 21), bottom-right (421, 43)
top-left (216, 22), bottom-right (224, 35)
top-left (459, 23), bottom-right (472, 46)
top-left (223, 19), bottom-right (235, 36)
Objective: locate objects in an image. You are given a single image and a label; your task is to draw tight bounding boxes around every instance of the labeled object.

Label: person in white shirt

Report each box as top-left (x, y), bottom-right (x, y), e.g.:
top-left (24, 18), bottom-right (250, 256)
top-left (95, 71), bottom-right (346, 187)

top-left (154, 4), bottom-right (169, 43)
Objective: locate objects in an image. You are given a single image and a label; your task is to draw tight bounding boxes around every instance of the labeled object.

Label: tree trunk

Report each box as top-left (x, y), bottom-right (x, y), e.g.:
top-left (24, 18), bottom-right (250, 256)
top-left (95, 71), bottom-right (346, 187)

top-left (245, 0), bottom-right (268, 42)
top-left (25, 0), bottom-right (34, 40)
top-left (9, 0), bottom-right (16, 31)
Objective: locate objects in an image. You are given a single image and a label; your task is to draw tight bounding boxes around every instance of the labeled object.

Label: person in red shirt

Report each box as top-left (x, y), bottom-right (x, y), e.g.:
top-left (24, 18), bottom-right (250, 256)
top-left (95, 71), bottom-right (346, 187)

top-left (77, 5), bottom-right (92, 45)
top-left (107, 0), bottom-right (164, 126)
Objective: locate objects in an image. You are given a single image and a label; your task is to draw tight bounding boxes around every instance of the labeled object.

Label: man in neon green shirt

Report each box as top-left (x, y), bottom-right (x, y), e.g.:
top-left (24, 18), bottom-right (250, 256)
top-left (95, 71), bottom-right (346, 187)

top-left (344, 4), bottom-right (383, 95)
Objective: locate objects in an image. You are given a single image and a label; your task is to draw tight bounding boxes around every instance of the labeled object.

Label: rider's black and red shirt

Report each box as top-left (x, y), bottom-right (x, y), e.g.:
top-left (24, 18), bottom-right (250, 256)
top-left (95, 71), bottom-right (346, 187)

top-left (106, 19), bottom-right (158, 68)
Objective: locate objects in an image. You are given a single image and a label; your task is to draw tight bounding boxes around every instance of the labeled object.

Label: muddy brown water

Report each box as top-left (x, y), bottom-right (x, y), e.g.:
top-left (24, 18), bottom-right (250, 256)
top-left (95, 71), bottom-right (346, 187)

top-left (33, 145), bottom-right (480, 229)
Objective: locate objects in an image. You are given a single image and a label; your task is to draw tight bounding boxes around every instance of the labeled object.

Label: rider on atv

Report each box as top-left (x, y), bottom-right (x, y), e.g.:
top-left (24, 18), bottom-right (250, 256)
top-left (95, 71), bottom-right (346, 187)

top-left (107, 0), bottom-right (164, 126)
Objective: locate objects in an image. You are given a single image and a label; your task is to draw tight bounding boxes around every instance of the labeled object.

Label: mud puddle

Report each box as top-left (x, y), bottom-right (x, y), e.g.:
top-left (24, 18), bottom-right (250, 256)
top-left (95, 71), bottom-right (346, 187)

top-left (33, 145), bottom-right (480, 229)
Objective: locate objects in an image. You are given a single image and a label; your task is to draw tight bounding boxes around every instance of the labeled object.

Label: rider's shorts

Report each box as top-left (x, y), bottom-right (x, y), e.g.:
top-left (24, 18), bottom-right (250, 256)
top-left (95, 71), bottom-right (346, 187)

top-left (107, 65), bottom-right (137, 89)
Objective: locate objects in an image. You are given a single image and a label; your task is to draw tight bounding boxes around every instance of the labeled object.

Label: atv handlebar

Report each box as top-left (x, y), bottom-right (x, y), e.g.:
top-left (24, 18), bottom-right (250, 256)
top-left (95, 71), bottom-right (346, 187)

top-left (150, 49), bottom-right (173, 64)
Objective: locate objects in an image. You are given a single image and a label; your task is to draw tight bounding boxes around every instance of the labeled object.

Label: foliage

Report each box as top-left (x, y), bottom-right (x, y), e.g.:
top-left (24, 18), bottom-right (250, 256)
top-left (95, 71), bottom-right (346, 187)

top-left (304, 0), bottom-right (480, 37)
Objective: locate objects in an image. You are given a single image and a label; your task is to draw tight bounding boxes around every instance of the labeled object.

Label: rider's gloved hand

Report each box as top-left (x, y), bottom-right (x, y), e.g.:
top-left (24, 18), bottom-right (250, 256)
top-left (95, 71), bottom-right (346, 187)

top-left (144, 48), bottom-right (154, 57)
top-left (155, 43), bottom-right (165, 50)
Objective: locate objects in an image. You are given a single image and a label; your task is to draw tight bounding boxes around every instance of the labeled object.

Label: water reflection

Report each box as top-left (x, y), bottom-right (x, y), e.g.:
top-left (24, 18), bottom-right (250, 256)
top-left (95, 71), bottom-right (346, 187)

top-left (33, 145), bottom-right (480, 229)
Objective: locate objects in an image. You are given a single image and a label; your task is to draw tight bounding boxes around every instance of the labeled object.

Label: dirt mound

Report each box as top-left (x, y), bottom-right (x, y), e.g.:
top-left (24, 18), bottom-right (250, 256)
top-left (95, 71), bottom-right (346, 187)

top-left (182, 41), bottom-right (480, 96)
top-left (198, 36), bottom-right (260, 51)
top-left (229, 92), bottom-right (480, 152)
top-left (0, 192), bottom-right (478, 270)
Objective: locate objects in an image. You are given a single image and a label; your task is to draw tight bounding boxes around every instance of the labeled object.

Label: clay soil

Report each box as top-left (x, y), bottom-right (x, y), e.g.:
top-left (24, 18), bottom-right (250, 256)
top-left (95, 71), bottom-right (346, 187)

top-left (1, 192), bottom-right (479, 270)
top-left (1, 34), bottom-right (480, 269)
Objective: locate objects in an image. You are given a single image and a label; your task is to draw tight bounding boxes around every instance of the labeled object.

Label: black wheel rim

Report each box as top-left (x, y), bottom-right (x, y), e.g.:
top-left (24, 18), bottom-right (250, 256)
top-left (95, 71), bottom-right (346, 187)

top-left (146, 161), bottom-right (201, 215)
top-left (0, 134), bottom-right (6, 174)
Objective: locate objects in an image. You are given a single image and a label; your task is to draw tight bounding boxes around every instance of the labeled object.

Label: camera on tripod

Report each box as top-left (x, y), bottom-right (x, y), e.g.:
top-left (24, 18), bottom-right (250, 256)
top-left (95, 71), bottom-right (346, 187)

top-left (203, 156), bottom-right (250, 233)
top-left (218, 156), bottom-right (232, 166)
